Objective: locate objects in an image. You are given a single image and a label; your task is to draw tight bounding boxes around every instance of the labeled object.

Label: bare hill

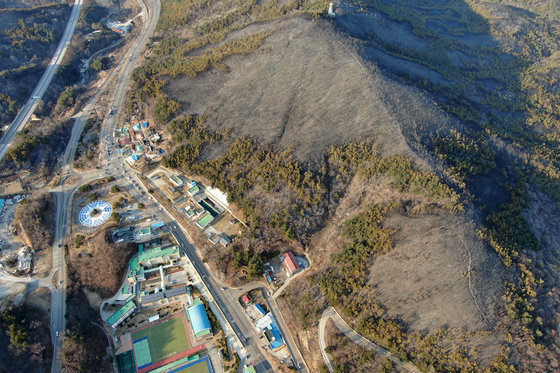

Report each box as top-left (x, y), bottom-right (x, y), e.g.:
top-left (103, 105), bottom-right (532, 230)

top-left (133, 0), bottom-right (560, 370)
top-left (166, 16), bottom-right (450, 166)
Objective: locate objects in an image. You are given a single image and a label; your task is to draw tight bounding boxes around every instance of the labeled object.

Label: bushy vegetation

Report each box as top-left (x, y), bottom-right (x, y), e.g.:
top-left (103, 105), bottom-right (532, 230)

top-left (80, 4), bottom-right (109, 24)
top-left (14, 193), bottom-right (54, 251)
top-left (0, 93), bottom-right (17, 116)
top-left (0, 3), bottom-right (69, 126)
top-left (320, 204), bottom-right (396, 308)
top-left (56, 86), bottom-right (77, 109)
top-left (481, 184), bottom-right (541, 267)
top-left (0, 305), bottom-right (52, 371)
top-left (329, 141), bottom-right (462, 210)
top-left (55, 64), bottom-right (80, 86)
top-left (324, 321), bottom-right (380, 373)
top-left (231, 249), bottom-right (263, 279)
top-left (4, 19), bottom-right (55, 48)
top-left (154, 94), bottom-right (180, 123)
top-left (433, 129), bottom-right (496, 182)
top-left (7, 131), bottom-right (43, 165)
top-left (91, 56), bottom-right (110, 71)
top-left (318, 204), bottom-right (494, 371)
top-left (131, 0), bottom-right (329, 113)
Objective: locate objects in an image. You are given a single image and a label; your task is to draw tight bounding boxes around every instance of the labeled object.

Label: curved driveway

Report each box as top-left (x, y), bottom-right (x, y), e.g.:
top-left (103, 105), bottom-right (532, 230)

top-left (319, 307), bottom-right (420, 373)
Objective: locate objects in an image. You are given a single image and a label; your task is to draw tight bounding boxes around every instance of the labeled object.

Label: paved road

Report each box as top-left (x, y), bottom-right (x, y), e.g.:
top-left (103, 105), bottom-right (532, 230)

top-left (38, 0), bottom-right (299, 371)
top-left (0, 270), bottom-right (55, 290)
top-left (263, 291), bottom-right (309, 372)
top-left (319, 307), bottom-right (420, 373)
top-left (48, 1), bottom-right (159, 371)
top-left (0, 0), bottom-right (84, 162)
top-left (45, 0), bottom-right (273, 370)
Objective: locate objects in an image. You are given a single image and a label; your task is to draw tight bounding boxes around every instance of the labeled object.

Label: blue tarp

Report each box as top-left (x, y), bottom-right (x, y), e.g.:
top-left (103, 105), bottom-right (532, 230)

top-left (0, 199), bottom-right (4, 210)
top-left (142, 121), bottom-right (149, 127)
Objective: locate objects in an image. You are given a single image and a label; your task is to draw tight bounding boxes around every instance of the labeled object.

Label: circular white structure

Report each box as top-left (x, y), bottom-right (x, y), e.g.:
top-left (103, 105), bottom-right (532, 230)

top-left (78, 200), bottom-right (112, 227)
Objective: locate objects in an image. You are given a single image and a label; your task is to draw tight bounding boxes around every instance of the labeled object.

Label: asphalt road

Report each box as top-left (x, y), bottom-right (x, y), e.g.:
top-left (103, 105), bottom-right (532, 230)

top-left (0, 0), bottom-right (84, 163)
top-left (48, 0), bottom-right (159, 371)
top-left (43, 0), bottom-right (301, 371)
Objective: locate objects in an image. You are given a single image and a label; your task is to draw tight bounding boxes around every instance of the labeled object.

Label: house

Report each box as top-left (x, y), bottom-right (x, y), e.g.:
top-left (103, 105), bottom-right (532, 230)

top-left (219, 233), bottom-right (231, 247)
top-left (188, 184), bottom-right (200, 196)
top-left (255, 312), bottom-right (285, 352)
top-left (208, 234), bottom-right (219, 245)
top-left (281, 251), bottom-right (300, 276)
top-left (140, 290), bottom-right (165, 307)
top-left (170, 174), bottom-right (183, 187)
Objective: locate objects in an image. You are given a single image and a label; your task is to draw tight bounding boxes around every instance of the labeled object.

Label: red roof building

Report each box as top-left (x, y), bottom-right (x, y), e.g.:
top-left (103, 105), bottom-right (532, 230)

top-left (282, 251), bottom-right (300, 275)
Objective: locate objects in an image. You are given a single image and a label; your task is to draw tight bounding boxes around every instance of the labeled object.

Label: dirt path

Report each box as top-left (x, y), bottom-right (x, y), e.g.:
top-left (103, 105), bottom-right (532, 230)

top-left (319, 307), bottom-right (420, 373)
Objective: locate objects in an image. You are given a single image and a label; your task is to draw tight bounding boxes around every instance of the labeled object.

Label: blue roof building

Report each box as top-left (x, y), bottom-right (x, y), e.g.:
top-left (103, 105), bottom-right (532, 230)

top-left (255, 304), bottom-right (266, 316)
top-left (152, 221), bottom-right (164, 229)
top-left (187, 300), bottom-right (212, 338)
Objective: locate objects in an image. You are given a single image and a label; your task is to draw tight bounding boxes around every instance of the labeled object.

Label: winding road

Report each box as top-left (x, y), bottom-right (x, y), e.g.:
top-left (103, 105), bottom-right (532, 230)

top-left (49, 0), bottom-right (159, 371)
top-left (0, 0), bottom-right (84, 162)
top-left (319, 307), bottom-right (420, 373)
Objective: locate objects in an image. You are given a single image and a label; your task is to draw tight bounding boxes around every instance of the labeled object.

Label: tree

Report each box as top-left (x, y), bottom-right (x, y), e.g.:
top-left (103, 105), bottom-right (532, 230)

top-left (56, 87), bottom-right (76, 109)
top-left (111, 212), bottom-right (120, 222)
top-left (247, 253), bottom-right (263, 279)
top-left (78, 184), bottom-right (92, 193)
top-left (80, 5), bottom-right (109, 24)
top-left (154, 94), bottom-right (180, 123)
top-left (91, 56), bottom-right (110, 71)
top-left (56, 64), bottom-right (80, 86)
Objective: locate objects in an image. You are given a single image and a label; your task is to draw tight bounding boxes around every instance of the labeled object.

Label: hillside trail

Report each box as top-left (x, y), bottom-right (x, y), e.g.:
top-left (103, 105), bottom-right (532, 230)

top-left (319, 306), bottom-right (420, 373)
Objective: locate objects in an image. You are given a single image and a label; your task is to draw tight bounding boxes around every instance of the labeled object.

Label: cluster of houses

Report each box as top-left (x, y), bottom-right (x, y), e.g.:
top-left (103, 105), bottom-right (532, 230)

top-left (113, 121), bottom-right (163, 165)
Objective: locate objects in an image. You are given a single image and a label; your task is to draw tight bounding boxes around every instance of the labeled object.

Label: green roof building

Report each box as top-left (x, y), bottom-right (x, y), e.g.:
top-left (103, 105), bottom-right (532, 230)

top-left (170, 174), bottom-right (183, 187)
top-left (188, 185), bottom-right (200, 196)
top-left (107, 300), bottom-right (136, 329)
top-left (196, 214), bottom-right (214, 228)
top-left (127, 246), bottom-right (180, 283)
